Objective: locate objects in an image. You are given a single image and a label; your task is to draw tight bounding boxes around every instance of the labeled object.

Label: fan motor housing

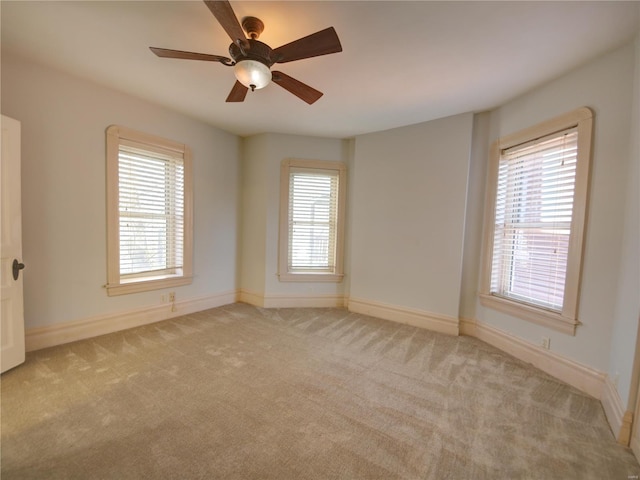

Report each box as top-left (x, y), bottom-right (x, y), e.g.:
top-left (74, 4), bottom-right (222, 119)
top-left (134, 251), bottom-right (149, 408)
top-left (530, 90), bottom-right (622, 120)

top-left (229, 40), bottom-right (275, 67)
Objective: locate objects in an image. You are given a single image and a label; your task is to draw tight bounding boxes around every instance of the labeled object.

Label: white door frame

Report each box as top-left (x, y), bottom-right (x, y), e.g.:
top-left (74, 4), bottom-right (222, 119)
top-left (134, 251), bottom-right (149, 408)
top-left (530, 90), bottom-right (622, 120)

top-left (627, 314), bottom-right (640, 457)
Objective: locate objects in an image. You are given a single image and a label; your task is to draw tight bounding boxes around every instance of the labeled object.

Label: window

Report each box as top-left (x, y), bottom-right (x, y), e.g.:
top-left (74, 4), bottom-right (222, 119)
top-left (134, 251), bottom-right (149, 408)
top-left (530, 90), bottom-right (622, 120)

top-left (479, 108), bottom-right (593, 335)
top-left (106, 125), bottom-right (193, 296)
top-left (278, 159), bottom-right (346, 282)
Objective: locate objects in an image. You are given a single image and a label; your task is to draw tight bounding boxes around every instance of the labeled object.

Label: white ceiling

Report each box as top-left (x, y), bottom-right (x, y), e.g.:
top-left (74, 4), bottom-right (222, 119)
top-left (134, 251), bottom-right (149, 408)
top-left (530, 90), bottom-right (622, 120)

top-left (2, 1), bottom-right (638, 138)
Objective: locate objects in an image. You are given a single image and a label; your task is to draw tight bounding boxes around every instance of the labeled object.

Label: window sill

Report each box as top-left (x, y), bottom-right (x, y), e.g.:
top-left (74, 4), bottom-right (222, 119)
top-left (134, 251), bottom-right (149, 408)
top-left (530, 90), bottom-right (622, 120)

top-left (479, 293), bottom-right (579, 335)
top-left (106, 275), bottom-right (192, 296)
top-left (278, 272), bottom-right (344, 283)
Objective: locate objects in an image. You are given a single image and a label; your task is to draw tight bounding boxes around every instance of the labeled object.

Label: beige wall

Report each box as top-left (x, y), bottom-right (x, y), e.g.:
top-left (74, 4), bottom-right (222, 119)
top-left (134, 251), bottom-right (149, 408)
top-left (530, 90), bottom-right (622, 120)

top-left (459, 112), bottom-right (490, 321)
top-left (1, 53), bottom-right (241, 329)
top-left (239, 135), bottom-right (269, 295)
top-left (349, 113), bottom-right (473, 319)
top-left (608, 32), bottom-right (640, 407)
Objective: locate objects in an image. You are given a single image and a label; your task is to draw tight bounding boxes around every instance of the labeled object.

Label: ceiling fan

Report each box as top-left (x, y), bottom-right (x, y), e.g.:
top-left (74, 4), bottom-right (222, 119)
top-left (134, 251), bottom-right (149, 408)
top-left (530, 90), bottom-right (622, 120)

top-left (150, 0), bottom-right (342, 104)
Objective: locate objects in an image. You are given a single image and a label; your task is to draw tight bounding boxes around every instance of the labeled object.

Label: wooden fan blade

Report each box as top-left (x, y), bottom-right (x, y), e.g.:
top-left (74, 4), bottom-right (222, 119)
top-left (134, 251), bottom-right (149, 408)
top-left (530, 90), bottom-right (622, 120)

top-left (271, 71), bottom-right (323, 104)
top-left (203, 0), bottom-right (249, 49)
top-left (226, 81), bottom-right (248, 102)
top-left (150, 47), bottom-right (232, 64)
top-left (273, 27), bottom-right (342, 63)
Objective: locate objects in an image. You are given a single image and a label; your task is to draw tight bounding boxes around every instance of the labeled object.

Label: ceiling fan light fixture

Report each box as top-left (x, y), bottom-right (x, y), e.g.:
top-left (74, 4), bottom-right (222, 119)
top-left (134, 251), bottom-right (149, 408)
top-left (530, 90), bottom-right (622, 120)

top-left (234, 59), bottom-right (271, 91)
top-left (151, 1), bottom-right (343, 103)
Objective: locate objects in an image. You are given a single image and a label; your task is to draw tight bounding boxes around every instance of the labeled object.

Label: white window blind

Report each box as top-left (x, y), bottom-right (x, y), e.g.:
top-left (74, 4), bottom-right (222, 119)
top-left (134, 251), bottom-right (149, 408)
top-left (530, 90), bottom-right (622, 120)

top-left (288, 168), bottom-right (339, 273)
top-left (118, 143), bottom-right (184, 279)
top-left (490, 127), bottom-right (578, 312)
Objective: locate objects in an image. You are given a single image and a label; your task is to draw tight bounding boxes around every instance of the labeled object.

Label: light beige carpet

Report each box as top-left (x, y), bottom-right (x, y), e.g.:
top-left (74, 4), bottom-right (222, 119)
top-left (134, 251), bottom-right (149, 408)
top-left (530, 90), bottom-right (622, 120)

top-left (2, 303), bottom-right (638, 479)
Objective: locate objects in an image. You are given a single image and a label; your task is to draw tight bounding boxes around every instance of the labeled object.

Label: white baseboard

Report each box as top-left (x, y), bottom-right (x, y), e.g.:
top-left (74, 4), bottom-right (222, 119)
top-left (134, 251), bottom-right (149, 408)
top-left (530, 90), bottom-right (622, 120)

top-left (462, 317), bottom-right (632, 442)
top-left (601, 374), bottom-right (633, 445)
top-left (263, 294), bottom-right (345, 308)
top-left (238, 289), bottom-right (345, 308)
top-left (601, 374), bottom-right (625, 440)
top-left (348, 297), bottom-right (459, 336)
top-left (460, 317), bottom-right (605, 399)
top-left (25, 290), bottom-right (238, 352)
top-left (237, 289), bottom-right (265, 307)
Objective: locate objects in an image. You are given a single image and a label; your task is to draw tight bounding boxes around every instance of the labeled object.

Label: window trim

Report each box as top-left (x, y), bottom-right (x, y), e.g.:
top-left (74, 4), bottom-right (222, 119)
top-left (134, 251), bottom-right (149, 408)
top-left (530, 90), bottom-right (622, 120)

top-left (278, 158), bottom-right (346, 283)
top-left (105, 125), bottom-right (193, 296)
top-left (479, 107), bottom-right (593, 335)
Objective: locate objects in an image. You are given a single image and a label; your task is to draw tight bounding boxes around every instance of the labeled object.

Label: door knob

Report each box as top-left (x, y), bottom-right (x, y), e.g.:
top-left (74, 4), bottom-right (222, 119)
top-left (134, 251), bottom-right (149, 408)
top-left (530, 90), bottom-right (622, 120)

top-left (12, 259), bottom-right (25, 281)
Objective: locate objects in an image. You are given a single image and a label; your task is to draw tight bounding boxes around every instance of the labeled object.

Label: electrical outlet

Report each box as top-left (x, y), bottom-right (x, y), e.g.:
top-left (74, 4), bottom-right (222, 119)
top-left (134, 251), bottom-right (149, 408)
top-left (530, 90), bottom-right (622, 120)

top-left (169, 292), bottom-right (175, 302)
top-left (541, 337), bottom-right (551, 350)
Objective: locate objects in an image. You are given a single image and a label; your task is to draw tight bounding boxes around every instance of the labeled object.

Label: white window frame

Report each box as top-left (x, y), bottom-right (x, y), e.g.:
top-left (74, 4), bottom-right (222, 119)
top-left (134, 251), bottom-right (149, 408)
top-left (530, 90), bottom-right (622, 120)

top-left (479, 107), bottom-right (593, 335)
top-left (278, 158), bottom-right (346, 282)
top-left (106, 125), bottom-right (193, 296)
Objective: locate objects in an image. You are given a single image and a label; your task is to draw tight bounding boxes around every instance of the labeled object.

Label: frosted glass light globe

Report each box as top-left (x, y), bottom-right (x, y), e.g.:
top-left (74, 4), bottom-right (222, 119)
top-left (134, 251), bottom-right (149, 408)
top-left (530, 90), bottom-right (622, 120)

top-left (234, 60), bottom-right (272, 91)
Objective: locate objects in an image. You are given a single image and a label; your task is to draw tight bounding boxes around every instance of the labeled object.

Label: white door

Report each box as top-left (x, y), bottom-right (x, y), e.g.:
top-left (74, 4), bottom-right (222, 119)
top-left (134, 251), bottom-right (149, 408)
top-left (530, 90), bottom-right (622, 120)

top-left (1, 115), bottom-right (25, 373)
top-left (630, 314), bottom-right (640, 459)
